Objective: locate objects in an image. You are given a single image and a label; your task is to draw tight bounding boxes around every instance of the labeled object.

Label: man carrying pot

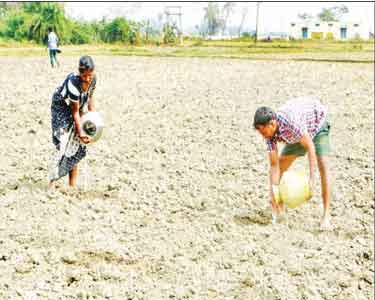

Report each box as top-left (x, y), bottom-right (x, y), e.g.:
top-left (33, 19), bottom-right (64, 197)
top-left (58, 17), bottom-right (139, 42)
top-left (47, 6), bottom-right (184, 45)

top-left (253, 97), bottom-right (331, 228)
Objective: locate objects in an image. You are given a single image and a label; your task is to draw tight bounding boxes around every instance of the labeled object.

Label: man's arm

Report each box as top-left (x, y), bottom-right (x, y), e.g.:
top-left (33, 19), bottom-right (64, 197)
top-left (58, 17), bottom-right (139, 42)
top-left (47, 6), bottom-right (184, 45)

top-left (268, 148), bottom-right (281, 203)
top-left (299, 132), bottom-right (317, 188)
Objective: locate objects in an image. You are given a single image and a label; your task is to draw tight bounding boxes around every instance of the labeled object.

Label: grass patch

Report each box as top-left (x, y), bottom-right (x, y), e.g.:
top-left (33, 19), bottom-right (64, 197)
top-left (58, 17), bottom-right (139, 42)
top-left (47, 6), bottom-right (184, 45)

top-left (0, 40), bottom-right (373, 62)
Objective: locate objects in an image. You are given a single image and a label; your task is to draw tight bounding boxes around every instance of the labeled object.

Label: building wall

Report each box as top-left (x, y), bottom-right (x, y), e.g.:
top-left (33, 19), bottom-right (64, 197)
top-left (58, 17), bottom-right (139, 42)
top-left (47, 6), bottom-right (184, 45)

top-left (289, 21), bottom-right (368, 40)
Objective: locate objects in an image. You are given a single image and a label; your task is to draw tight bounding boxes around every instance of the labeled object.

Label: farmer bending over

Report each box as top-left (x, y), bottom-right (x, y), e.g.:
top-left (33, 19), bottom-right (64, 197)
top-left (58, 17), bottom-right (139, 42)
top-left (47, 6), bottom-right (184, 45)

top-left (253, 97), bottom-right (331, 228)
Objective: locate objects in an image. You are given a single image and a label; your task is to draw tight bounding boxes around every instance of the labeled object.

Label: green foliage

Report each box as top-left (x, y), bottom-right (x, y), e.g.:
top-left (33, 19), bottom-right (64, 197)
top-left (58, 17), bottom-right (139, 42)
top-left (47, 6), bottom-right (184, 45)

top-left (298, 5), bottom-right (349, 24)
top-left (0, 3), bottom-right (141, 45)
top-left (203, 3), bottom-right (222, 36)
top-left (103, 17), bottom-right (139, 44)
top-left (70, 21), bottom-right (93, 44)
top-left (318, 5), bottom-right (349, 22)
top-left (24, 2), bottom-right (67, 43)
top-left (241, 32), bottom-right (253, 38)
top-left (162, 24), bottom-right (178, 44)
top-left (88, 19), bottom-right (107, 43)
top-left (298, 13), bottom-right (313, 21)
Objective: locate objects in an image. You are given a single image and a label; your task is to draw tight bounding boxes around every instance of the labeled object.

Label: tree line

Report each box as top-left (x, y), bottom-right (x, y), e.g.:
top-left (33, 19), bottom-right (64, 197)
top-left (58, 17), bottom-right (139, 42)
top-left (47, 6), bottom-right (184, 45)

top-left (0, 2), bottom-right (172, 45)
top-left (0, 2), bottom-right (353, 45)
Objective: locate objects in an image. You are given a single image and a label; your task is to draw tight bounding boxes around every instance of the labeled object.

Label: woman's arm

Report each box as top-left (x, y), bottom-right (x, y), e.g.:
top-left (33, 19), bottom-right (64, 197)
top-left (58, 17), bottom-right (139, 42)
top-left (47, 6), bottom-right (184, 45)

top-left (88, 95), bottom-right (95, 112)
top-left (71, 101), bottom-right (81, 136)
top-left (71, 101), bottom-right (91, 144)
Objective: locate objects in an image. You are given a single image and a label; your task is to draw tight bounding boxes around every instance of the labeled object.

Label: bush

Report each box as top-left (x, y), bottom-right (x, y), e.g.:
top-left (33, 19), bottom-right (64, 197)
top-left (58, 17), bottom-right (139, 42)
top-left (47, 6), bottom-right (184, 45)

top-left (4, 13), bottom-right (28, 41)
top-left (70, 28), bottom-right (92, 44)
top-left (163, 24), bottom-right (178, 44)
top-left (241, 32), bottom-right (253, 38)
top-left (104, 17), bottom-right (139, 44)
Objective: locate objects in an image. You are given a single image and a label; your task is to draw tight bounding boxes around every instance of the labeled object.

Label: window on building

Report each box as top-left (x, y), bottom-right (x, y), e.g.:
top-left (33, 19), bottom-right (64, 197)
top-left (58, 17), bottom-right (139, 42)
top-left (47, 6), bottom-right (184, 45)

top-left (354, 24), bottom-right (359, 27)
top-left (291, 23), bottom-right (295, 27)
top-left (328, 23), bottom-right (333, 27)
top-left (315, 23), bottom-right (320, 27)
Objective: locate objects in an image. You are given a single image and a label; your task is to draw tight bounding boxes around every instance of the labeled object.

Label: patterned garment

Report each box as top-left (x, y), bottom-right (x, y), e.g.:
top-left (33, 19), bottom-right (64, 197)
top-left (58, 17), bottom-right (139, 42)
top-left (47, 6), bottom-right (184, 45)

top-left (49, 73), bottom-right (96, 182)
top-left (266, 97), bottom-right (327, 152)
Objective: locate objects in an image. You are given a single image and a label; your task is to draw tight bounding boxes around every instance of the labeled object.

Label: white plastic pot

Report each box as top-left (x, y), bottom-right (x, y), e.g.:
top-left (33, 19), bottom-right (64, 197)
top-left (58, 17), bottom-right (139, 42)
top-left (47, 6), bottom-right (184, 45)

top-left (80, 112), bottom-right (105, 143)
top-left (278, 170), bottom-right (312, 208)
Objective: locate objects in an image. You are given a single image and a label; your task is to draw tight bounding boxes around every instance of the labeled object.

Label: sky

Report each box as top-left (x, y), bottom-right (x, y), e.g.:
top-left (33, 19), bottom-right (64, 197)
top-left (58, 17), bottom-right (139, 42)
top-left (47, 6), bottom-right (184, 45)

top-left (64, 1), bottom-right (375, 34)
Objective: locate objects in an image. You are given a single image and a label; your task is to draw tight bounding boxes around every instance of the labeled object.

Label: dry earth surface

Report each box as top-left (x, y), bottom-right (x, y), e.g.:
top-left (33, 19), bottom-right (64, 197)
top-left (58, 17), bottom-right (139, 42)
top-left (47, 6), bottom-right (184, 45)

top-left (0, 55), bottom-right (373, 300)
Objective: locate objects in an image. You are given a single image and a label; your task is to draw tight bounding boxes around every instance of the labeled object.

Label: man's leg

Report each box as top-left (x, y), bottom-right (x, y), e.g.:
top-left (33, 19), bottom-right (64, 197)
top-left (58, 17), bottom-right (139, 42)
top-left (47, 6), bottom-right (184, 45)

top-left (69, 165), bottom-right (78, 187)
top-left (52, 50), bottom-right (57, 67)
top-left (317, 156), bottom-right (331, 228)
top-left (49, 50), bottom-right (54, 67)
top-left (54, 50), bottom-right (59, 67)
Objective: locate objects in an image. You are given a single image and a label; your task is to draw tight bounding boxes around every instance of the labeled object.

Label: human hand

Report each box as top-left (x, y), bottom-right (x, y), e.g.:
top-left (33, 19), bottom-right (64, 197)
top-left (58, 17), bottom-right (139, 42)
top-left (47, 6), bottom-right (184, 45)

top-left (79, 135), bottom-right (91, 144)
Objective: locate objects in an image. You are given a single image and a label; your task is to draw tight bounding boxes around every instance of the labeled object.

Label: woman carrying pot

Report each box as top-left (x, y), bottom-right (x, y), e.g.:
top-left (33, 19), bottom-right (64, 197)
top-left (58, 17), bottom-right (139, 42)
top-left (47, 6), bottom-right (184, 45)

top-left (49, 55), bottom-right (96, 187)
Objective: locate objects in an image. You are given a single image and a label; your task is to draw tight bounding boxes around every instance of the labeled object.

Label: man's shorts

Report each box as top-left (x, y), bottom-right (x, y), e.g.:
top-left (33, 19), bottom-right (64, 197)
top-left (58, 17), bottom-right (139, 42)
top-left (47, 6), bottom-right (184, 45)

top-left (281, 121), bottom-right (331, 157)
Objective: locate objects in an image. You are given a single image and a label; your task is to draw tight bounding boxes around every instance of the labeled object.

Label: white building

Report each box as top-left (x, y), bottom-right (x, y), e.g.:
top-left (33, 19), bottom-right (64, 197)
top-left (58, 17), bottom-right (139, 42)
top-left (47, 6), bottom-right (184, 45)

top-left (289, 20), bottom-right (369, 40)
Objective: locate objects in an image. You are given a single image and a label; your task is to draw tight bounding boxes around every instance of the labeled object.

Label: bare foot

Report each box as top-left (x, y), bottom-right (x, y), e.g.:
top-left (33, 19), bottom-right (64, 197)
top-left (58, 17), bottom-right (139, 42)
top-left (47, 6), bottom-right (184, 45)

top-left (320, 215), bottom-right (332, 230)
top-left (48, 181), bottom-right (55, 190)
top-left (277, 211), bottom-right (288, 224)
top-left (272, 213), bottom-right (278, 225)
top-left (271, 208), bottom-right (287, 225)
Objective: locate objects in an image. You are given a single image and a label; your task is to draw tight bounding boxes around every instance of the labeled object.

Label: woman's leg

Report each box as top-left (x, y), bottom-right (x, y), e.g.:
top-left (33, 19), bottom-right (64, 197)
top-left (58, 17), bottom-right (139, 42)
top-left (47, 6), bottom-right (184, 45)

top-left (69, 164), bottom-right (78, 187)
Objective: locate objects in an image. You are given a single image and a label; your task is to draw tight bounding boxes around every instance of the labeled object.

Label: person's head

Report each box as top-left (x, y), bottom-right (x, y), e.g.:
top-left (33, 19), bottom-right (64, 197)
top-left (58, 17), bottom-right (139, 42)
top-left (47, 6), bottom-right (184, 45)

top-left (78, 55), bottom-right (95, 84)
top-left (48, 27), bottom-right (53, 33)
top-left (253, 106), bottom-right (278, 139)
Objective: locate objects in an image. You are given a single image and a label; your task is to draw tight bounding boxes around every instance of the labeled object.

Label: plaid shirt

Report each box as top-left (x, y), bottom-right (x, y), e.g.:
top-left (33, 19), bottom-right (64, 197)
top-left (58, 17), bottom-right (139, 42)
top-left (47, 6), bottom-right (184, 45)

top-left (266, 97), bottom-right (327, 152)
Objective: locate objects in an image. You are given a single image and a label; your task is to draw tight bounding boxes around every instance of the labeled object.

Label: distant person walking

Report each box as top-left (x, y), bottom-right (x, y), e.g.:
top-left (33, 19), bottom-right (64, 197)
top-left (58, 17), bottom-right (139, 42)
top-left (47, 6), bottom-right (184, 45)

top-left (47, 27), bottom-right (59, 68)
top-left (49, 56), bottom-right (97, 187)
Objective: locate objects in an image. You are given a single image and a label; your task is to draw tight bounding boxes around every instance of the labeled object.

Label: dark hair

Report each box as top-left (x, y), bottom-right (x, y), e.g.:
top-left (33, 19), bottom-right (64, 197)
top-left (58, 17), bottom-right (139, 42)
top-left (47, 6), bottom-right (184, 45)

top-left (48, 27), bottom-right (53, 32)
top-left (78, 55), bottom-right (95, 73)
top-left (253, 106), bottom-right (276, 128)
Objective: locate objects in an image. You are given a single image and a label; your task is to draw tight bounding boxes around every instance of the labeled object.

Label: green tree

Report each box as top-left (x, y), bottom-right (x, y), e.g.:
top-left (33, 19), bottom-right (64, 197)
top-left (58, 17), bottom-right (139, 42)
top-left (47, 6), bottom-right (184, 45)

top-left (88, 18), bottom-right (108, 43)
top-left (4, 12), bottom-right (29, 41)
top-left (162, 23), bottom-right (177, 44)
top-left (221, 2), bottom-right (235, 35)
top-left (297, 13), bottom-right (313, 21)
top-left (203, 3), bottom-right (222, 36)
top-left (23, 2), bottom-right (67, 43)
top-left (69, 21), bottom-right (93, 44)
top-left (238, 7), bottom-right (248, 37)
top-left (103, 17), bottom-right (139, 44)
top-left (318, 5), bottom-right (349, 22)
